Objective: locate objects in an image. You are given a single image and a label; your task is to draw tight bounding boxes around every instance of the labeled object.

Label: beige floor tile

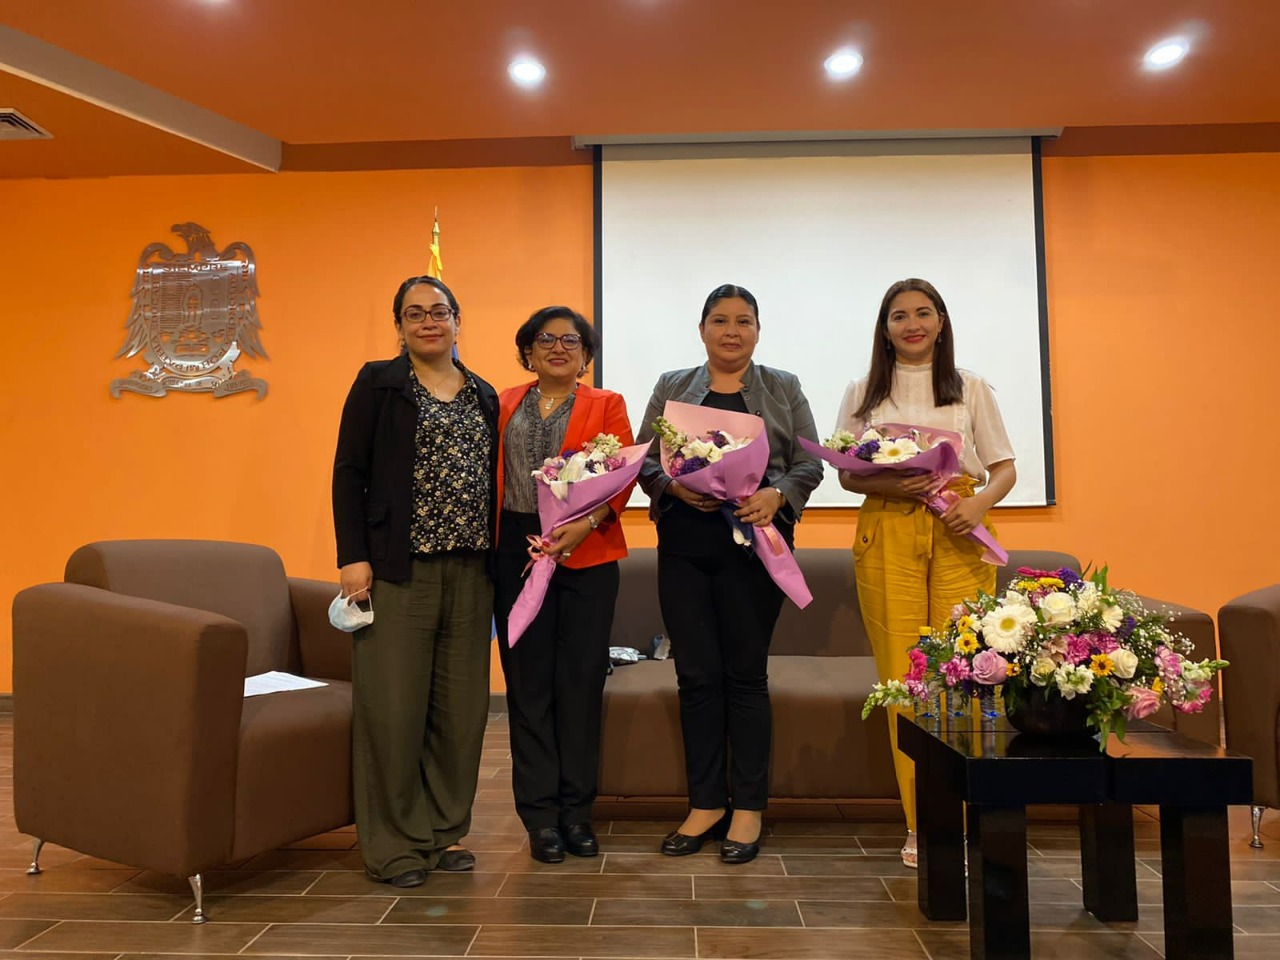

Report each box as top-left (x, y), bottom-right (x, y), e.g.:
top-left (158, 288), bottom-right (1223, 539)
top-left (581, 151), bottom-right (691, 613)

top-left (245, 922), bottom-right (477, 956)
top-left (21, 919), bottom-right (267, 954)
top-left (469, 924), bottom-right (696, 958)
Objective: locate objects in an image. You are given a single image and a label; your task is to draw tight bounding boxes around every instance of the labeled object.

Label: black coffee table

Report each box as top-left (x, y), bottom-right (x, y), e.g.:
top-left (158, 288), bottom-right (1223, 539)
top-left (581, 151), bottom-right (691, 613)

top-left (896, 713), bottom-right (1252, 960)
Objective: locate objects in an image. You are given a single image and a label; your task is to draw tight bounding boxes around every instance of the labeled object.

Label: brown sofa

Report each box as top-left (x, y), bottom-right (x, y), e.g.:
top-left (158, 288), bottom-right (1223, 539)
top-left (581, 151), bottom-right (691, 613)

top-left (1219, 584), bottom-right (1280, 847)
top-left (12, 540), bottom-right (354, 922)
top-left (599, 547), bottom-right (1221, 802)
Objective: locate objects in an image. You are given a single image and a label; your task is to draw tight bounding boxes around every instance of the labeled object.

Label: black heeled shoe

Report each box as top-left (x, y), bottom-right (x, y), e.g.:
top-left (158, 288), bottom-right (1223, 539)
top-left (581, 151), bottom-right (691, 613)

top-left (562, 822), bottom-right (598, 857)
top-left (720, 815), bottom-right (764, 864)
top-left (528, 826), bottom-right (566, 863)
top-left (660, 809), bottom-right (731, 857)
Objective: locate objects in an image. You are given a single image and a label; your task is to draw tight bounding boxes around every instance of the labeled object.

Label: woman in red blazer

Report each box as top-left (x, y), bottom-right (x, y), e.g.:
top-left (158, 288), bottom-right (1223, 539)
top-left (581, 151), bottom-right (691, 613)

top-left (494, 306), bottom-right (635, 864)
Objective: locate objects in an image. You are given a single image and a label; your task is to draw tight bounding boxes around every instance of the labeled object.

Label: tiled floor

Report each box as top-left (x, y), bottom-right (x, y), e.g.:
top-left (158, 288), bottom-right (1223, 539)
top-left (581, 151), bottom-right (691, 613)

top-left (2, 712), bottom-right (1278, 959)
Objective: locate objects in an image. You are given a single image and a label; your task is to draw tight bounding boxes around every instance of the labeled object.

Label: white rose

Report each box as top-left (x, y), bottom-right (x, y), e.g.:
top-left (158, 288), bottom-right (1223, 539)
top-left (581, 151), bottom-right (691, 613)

top-left (1030, 657), bottom-right (1058, 687)
top-left (1054, 663), bottom-right (1094, 700)
top-left (705, 445), bottom-right (724, 463)
top-left (685, 439), bottom-right (714, 460)
top-left (1109, 648), bottom-right (1139, 679)
top-left (1039, 592), bottom-right (1077, 627)
top-left (980, 604), bottom-right (1038, 654)
top-left (1100, 603), bottom-right (1124, 632)
top-left (859, 427), bottom-right (884, 443)
top-left (1003, 589), bottom-right (1034, 610)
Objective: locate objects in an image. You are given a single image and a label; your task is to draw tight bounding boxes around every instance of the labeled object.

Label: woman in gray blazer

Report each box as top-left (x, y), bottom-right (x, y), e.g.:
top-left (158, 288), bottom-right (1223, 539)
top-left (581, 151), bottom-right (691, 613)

top-left (635, 284), bottom-right (823, 865)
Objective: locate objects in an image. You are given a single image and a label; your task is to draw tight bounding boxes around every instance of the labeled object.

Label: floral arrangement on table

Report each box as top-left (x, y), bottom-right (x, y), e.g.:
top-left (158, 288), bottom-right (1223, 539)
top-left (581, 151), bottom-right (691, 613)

top-left (861, 565), bottom-right (1228, 746)
top-left (532, 432), bottom-right (631, 501)
top-left (800, 423), bottom-right (1008, 565)
top-left (507, 433), bottom-right (647, 647)
top-left (651, 400), bottom-right (811, 608)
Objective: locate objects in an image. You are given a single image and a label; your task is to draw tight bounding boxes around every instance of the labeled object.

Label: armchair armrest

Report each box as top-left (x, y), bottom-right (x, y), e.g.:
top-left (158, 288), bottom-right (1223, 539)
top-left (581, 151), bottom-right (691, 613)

top-left (13, 583), bottom-right (246, 876)
top-left (289, 577), bottom-right (352, 682)
top-left (1219, 585), bottom-right (1280, 808)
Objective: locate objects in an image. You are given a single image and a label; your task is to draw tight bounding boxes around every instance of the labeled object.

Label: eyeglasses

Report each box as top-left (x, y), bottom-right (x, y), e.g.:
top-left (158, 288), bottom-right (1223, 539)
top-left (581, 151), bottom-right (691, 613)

top-left (533, 332), bottom-right (582, 350)
top-left (401, 305), bottom-right (455, 324)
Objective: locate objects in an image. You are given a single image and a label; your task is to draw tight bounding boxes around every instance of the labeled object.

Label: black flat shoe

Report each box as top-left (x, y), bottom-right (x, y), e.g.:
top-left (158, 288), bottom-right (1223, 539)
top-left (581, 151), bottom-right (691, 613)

top-left (436, 848), bottom-right (475, 872)
top-left (528, 826), bottom-right (566, 864)
top-left (384, 868), bottom-right (427, 888)
top-left (720, 837), bottom-right (761, 864)
top-left (660, 810), bottom-right (731, 857)
top-left (562, 822), bottom-right (598, 857)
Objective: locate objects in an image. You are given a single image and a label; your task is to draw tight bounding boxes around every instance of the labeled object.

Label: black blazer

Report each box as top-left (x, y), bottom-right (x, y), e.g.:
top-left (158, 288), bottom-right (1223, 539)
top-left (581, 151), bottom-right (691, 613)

top-left (332, 354), bottom-right (500, 583)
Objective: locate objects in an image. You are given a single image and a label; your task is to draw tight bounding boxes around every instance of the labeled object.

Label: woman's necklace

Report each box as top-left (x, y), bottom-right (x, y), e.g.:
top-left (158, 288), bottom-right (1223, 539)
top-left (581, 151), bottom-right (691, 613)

top-left (534, 384), bottom-right (576, 412)
top-left (417, 365), bottom-right (460, 399)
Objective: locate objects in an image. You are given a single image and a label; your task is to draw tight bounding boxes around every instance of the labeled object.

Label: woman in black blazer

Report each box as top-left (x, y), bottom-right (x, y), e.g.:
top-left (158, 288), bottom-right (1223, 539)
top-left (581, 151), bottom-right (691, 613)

top-left (332, 275), bottom-right (498, 888)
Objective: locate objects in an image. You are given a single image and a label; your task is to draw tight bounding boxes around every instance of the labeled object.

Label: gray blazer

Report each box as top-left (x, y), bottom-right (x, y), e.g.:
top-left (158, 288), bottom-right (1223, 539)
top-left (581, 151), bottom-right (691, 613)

top-left (635, 362), bottom-right (825, 522)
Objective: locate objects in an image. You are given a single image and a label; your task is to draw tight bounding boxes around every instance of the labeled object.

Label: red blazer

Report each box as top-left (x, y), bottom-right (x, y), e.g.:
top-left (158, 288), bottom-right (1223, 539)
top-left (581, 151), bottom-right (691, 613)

top-left (497, 382), bottom-right (636, 569)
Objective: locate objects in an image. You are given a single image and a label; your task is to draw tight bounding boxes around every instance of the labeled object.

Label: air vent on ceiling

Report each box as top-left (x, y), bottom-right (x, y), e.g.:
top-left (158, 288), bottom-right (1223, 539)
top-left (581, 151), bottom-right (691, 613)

top-left (0, 108), bottom-right (53, 141)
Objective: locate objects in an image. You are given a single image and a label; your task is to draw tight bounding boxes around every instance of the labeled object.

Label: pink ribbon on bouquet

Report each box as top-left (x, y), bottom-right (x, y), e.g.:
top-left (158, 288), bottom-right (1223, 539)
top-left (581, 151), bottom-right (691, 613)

top-left (506, 443), bottom-right (648, 647)
top-left (660, 401), bottom-right (812, 609)
top-left (798, 424), bottom-right (1008, 566)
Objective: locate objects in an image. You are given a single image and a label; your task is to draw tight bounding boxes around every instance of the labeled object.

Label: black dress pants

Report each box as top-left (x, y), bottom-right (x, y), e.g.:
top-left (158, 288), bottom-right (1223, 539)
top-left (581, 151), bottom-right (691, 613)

top-left (494, 511), bottom-right (620, 830)
top-left (657, 542), bottom-right (785, 811)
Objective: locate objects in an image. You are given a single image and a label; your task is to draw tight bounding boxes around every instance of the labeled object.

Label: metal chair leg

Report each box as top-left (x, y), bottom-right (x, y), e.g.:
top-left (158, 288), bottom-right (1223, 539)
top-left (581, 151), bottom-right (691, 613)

top-left (188, 873), bottom-right (207, 924)
top-left (1250, 805), bottom-right (1265, 849)
top-left (26, 839), bottom-right (44, 875)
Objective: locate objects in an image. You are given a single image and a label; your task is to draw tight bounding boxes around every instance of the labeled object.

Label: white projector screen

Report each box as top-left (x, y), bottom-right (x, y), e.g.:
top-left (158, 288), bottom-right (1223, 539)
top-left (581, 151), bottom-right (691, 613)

top-left (597, 139), bottom-right (1053, 508)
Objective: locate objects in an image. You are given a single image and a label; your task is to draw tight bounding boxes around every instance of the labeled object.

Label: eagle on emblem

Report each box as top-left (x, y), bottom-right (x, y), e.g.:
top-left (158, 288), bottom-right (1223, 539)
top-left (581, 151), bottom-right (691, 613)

top-left (111, 222), bottom-right (269, 398)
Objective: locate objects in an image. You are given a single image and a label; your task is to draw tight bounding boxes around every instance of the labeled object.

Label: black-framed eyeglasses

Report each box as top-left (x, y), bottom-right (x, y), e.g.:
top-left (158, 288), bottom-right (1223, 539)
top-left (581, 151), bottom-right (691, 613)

top-left (401, 305), bottom-right (455, 324)
top-left (533, 332), bottom-right (582, 350)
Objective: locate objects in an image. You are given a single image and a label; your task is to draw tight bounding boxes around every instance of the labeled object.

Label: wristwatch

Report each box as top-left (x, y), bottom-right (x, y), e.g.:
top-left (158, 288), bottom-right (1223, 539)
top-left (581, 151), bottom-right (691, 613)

top-left (587, 513), bottom-right (601, 530)
top-left (772, 487), bottom-right (786, 507)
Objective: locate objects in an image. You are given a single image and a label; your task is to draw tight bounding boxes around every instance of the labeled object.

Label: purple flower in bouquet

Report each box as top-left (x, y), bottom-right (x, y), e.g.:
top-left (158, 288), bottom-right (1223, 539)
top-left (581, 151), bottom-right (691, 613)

top-left (1156, 645), bottom-right (1183, 680)
top-left (853, 440), bottom-right (881, 460)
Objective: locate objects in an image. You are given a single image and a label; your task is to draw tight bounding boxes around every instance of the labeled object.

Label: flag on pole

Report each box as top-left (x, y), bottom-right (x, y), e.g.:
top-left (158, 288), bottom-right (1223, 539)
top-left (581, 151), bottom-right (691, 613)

top-left (428, 207), bottom-right (444, 280)
top-left (428, 208), bottom-right (458, 360)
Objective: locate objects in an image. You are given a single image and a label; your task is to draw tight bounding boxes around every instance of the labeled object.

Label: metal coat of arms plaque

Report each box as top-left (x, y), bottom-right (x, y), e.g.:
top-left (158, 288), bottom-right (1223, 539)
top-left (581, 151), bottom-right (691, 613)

top-left (111, 223), bottom-right (268, 398)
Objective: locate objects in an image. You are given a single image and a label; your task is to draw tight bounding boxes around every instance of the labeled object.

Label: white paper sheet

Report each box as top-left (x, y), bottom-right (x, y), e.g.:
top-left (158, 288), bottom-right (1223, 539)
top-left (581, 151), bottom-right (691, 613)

top-left (244, 671), bottom-right (328, 698)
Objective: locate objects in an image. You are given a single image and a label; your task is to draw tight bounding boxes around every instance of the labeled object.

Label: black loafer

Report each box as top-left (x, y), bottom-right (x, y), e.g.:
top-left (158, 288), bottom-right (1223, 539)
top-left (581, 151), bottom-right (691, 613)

top-left (385, 868), bottom-right (427, 888)
top-left (528, 826), bottom-right (566, 864)
top-left (720, 838), bottom-right (761, 864)
top-left (562, 822), bottom-right (598, 857)
top-left (436, 848), bottom-right (475, 872)
top-left (660, 810), bottom-right (731, 857)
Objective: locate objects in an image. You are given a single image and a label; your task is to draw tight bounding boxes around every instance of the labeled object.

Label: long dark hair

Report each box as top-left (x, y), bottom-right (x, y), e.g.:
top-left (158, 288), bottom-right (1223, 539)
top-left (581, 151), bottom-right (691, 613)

top-left (700, 284), bottom-right (760, 326)
top-left (854, 278), bottom-right (963, 422)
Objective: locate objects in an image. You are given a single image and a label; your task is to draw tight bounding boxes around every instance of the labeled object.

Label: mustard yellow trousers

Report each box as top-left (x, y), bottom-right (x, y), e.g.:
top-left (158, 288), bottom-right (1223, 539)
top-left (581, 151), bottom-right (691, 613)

top-left (854, 487), bottom-right (996, 832)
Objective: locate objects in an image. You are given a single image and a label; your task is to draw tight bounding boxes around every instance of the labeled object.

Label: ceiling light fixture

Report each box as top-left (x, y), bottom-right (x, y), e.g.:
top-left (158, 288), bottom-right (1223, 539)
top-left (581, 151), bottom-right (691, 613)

top-left (508, 57), bottom-right (547, 88)
top-left (1143, 38), bottom-right (1190, 70)
top-left (824, 49), bottom-right (863, 80)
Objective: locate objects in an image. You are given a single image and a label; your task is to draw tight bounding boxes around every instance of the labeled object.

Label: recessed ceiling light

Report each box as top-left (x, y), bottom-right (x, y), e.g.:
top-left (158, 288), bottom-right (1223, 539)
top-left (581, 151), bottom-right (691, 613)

top-left (1143, 38), bottom-right (1189, 70)
top-left (508, 57), bottom-right (547, 88)
top-left (824, 49), bottom-right (863, 80)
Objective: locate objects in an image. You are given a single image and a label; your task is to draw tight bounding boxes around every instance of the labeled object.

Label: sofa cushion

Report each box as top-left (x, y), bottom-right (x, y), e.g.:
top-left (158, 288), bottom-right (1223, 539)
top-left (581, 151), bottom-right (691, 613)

top-left (599, 657), bottom-right (899, 800)
top-left (231, 681), bottom-right (353, 859)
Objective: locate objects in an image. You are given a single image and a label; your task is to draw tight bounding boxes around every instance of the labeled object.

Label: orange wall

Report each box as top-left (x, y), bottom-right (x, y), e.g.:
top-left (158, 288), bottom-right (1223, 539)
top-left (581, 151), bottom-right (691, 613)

top-left (2, 152), bottom-right (1278, 693)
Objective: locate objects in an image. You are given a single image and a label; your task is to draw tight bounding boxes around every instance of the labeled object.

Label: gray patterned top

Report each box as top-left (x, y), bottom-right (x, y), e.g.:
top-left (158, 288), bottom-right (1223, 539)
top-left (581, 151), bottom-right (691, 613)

top-left (502, 388), bottom-right (576, 513)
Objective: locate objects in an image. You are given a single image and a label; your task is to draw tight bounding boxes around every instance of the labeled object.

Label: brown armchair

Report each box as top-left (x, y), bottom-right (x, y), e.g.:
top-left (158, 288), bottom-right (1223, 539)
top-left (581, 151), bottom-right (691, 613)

top-left (12, 540), bottom-right (354, 921)
top-left (1219, 584), bottom-right (1280, 847)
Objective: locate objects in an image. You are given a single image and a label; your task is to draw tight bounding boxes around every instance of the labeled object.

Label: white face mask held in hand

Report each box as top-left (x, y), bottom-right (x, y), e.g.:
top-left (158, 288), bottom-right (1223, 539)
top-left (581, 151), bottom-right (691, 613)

top-left (328, 592), bottom-right (374, 632)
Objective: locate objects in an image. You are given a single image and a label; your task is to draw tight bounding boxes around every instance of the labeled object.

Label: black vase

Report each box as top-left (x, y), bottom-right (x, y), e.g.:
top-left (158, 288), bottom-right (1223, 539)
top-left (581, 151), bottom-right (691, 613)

top-left (1003, 684), bottom-right (1095, 740)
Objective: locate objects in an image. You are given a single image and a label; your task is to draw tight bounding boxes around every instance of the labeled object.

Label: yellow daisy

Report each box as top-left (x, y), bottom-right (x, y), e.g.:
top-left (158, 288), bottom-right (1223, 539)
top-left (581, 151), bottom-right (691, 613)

top-left (1090, 653), bottom-right (1115, 676)
top-left (955, 632), bottom-right (980, 654)
top-left (1006, 662), bottom-right (1022, 677)
top-left (1152, 678), bottom-right (1164, 696)
top-left (957, 615), bottom-right (974, 632)
top-left (1017, 579), bottom-right (1041, 591)
top-left (1038, 576), bottom-right (1065, 588)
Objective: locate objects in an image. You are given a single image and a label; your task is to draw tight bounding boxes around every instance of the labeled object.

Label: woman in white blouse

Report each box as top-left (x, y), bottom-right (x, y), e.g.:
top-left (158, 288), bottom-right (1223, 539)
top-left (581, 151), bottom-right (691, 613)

top-left (835, 278), bottom-right (1016, 868)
